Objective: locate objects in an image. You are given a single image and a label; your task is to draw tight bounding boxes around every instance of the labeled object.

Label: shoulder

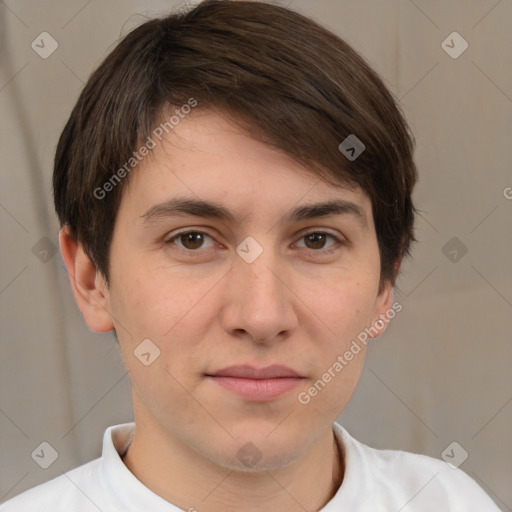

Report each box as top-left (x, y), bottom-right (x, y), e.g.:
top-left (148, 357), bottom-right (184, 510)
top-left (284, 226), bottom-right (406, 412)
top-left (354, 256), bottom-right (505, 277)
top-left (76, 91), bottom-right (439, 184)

top-left (0, 458), bottom-right (104, 512)
top-left (0, 422), bottom-right (137, 512)
top-left (333, 423), bottom-right (501, 511)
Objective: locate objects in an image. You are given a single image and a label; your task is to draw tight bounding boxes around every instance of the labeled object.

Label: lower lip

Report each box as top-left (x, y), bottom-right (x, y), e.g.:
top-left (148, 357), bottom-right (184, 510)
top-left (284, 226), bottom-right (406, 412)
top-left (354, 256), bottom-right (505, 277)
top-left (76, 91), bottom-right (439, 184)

top-left (207, 376), bottom-right (304, 401)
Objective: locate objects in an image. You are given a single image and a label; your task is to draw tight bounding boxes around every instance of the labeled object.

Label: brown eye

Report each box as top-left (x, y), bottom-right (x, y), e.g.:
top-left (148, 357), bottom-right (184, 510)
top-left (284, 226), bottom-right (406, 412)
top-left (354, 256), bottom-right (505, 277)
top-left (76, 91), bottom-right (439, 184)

top-left (296, 232), bottom-right (339, 251)
top-left (304, 233), bottom-right (327, 249)
top-left (166, 231), bottom-right (215, 251)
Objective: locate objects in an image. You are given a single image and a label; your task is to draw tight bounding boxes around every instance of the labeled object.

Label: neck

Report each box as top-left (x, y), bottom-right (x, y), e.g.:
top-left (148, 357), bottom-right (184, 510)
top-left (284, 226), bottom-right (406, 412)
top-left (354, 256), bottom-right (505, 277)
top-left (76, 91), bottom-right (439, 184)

top-left (122, 418), bottom-right (344, 512)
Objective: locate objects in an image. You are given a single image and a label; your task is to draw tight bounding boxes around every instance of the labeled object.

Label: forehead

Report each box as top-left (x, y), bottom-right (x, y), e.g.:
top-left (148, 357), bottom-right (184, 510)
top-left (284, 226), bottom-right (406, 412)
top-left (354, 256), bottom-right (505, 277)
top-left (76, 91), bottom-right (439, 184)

top-left (121, 108), bottom-right (372, 224)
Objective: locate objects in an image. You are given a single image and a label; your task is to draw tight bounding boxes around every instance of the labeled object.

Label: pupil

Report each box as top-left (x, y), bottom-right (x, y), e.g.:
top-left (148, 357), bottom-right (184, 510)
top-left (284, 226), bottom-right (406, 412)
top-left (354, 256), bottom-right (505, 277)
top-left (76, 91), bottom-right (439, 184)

top-left (184, 232), bottom-right (203, 249)
top-left (306, 233), bottom-right (325, 249)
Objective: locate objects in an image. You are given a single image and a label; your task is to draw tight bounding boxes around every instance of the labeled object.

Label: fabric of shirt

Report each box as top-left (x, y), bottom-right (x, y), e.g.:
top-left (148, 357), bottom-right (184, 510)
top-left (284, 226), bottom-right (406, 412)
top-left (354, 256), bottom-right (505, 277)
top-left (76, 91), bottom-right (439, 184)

top-left (0, 422), bottom-right (501, 511)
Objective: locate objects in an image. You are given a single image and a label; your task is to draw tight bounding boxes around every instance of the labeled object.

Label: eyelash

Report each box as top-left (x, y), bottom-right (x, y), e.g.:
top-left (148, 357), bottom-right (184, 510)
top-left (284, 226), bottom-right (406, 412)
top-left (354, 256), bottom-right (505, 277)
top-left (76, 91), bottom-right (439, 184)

top-left (164, 229), bottom-right (345, 255)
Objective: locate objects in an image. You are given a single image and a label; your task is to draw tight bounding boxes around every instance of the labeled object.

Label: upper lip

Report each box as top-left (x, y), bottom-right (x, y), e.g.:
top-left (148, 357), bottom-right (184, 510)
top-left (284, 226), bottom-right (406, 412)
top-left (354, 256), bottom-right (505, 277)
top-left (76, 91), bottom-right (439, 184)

top-left (206, 365), bottom-right (303, 379)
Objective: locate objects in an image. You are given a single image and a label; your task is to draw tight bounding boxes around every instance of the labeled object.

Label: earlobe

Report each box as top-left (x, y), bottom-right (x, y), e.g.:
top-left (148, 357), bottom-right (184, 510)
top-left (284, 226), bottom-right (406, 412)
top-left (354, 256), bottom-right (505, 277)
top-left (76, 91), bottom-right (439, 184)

top-left (59, 226), bottom-right (115, 333)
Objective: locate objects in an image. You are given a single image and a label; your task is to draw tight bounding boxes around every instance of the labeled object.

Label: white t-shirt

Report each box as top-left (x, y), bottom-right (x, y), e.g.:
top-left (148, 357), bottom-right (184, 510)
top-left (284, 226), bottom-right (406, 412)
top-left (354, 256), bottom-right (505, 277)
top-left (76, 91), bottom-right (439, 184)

top-left (0, 422), bottom-right (501, 511)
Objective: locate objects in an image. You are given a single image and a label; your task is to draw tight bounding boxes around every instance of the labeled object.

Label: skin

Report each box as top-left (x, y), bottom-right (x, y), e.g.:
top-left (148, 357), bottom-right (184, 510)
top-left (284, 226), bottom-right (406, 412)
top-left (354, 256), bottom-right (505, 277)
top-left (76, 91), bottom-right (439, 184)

top-left (60, 108), bottom-right (394, 512)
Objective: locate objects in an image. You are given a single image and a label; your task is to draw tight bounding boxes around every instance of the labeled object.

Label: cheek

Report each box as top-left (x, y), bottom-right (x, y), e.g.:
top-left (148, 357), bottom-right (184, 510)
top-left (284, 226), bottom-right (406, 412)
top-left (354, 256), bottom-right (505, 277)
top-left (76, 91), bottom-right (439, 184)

top-left (108, 263), bottom-right (214, 382)
top-left (109, 269), bottom-right (206, 422)
top-left (108, 265), bottom-right (189, 342)
top-left (308, 274), bottom-right (378, 345)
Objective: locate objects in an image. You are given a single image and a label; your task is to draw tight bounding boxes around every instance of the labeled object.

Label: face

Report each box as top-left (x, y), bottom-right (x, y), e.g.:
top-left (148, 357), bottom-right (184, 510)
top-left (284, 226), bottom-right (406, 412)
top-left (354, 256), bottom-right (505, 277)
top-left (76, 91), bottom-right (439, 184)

top-left (90, 108), bottom-right (393, 471)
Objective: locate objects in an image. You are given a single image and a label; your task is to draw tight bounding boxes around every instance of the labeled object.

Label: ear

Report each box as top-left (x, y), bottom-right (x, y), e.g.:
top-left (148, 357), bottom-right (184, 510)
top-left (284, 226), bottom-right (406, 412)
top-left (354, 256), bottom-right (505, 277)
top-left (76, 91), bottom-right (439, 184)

top-left (59, 225), bottom-right (115, 333)
top-left (368, 279), bottom-right (396, 340)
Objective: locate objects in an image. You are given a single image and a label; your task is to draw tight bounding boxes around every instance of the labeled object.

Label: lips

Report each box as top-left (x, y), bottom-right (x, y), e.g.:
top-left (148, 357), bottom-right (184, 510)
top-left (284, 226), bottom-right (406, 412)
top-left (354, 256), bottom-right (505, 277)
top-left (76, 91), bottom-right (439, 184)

top-left (205, 365), bottom-right (305, 401)
top-left (206, 364), bottom-right (303, 379)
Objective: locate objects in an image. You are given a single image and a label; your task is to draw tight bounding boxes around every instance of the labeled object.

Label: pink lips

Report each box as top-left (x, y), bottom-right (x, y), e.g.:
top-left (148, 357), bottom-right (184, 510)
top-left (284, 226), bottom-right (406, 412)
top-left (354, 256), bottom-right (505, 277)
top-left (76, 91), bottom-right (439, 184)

top-left (206, 365), bottom-right (305, 401)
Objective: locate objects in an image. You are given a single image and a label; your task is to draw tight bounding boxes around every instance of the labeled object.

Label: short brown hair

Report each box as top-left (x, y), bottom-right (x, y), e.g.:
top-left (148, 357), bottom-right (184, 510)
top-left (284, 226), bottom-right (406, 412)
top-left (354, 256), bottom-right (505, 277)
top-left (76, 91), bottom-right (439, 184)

top-left (53, 0), bottom-right (417, 292)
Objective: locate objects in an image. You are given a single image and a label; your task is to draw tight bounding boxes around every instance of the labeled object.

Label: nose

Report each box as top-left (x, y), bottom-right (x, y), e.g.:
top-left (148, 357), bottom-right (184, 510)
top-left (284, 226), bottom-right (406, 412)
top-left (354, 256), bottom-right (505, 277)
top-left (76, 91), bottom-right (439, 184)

top-left (219, 245), bottom-right (298, 345)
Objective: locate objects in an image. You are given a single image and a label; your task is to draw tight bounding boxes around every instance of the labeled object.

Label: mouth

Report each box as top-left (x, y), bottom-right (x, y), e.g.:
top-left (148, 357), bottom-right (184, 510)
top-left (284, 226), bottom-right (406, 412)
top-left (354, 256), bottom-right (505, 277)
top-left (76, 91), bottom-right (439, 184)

top-left (205, 365), bottom-right (306, 401)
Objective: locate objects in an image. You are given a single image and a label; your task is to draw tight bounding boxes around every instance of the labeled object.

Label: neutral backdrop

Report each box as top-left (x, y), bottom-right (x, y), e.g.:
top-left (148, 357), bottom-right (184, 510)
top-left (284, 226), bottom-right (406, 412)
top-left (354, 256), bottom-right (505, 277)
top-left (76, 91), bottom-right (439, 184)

top-left (1, 0), bottom-right (511, 508)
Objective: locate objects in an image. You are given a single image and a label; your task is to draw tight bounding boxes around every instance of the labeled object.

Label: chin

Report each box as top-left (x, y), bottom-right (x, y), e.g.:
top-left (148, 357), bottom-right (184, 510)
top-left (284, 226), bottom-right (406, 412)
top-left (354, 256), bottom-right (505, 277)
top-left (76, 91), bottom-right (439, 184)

top-left (199, 432), bottom-right (306, 473)
top-left (213, 448), bottom-right (301, 473)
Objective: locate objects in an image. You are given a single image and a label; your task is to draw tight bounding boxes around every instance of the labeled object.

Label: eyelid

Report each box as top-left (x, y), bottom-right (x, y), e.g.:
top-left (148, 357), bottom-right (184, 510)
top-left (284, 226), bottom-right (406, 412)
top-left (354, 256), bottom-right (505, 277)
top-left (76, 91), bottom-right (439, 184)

top-left (299, 227), bottom-right (344, 240)
top-left (164, 228), bottom-right (218, 247)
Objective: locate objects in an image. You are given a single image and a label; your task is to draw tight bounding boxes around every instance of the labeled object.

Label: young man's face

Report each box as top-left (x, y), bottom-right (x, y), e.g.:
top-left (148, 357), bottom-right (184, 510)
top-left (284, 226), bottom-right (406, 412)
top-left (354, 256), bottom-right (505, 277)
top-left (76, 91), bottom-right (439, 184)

top-left (72, 108), bottom-right (393, 471)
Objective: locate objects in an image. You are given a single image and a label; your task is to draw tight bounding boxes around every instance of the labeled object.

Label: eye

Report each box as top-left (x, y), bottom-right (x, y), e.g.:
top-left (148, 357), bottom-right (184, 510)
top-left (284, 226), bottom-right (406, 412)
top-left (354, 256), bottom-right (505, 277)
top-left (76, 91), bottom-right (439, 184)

top-left (295, 231), bottom-right (341, 251)
top-left (164, 229), bottom-right (343, 254)
top-left (165, 231), bottom-right (216, 251)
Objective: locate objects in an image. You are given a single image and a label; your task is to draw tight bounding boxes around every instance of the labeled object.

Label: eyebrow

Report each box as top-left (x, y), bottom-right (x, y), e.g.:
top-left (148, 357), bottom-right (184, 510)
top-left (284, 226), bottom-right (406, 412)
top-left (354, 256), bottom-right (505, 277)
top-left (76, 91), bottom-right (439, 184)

top-left (140, 197), bottom-right (367, 227)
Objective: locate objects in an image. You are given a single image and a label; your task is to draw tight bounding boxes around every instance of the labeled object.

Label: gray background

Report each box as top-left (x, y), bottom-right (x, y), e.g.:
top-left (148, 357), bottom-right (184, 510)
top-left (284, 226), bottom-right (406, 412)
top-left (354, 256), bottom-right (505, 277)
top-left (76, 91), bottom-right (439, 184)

top-left (1, 0), bottom-right (511, 508)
